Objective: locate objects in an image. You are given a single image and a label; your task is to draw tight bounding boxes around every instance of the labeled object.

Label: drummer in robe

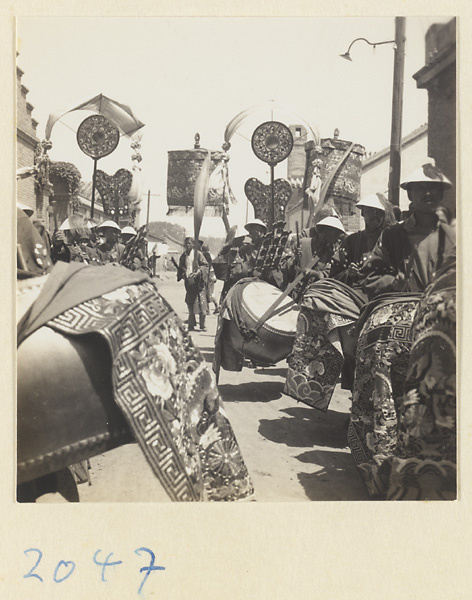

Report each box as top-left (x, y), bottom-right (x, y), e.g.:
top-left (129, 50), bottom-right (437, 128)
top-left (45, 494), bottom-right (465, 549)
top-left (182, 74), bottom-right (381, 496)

top-left (284, 198), bottom-right (395, 412)
top-left (330, 193), bottom-right (396, 285)
top-left (283, 216), bottom-right (346, 300)
top-left (242, 218), bottom-right (288, 288)
top-left (220, 219), bottom-right (269, 285)
top-left (214, 225), bottom-right (250, 303)
top-left (242, 218), bottom-right (267, 257)
top-left (212, 219), bottom-right (274, 378)
top-left (176, 237), bottom-right (209, 331)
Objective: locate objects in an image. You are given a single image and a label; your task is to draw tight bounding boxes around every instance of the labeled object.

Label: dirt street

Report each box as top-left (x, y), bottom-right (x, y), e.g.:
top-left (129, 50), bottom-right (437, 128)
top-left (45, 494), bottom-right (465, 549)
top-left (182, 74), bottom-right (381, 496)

top-left (79, 274), bottom-right (369, 502)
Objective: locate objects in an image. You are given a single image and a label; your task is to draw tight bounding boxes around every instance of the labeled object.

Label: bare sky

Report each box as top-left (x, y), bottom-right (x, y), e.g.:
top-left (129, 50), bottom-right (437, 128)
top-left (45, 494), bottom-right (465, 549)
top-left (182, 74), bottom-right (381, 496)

top-left (17, 16), bottom-right (452, 235)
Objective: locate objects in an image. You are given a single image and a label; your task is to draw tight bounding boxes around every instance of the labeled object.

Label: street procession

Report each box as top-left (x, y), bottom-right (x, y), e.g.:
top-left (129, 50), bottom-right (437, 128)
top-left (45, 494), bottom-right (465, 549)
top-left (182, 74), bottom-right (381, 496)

top-left (15, 16), bottom-right (457, 505)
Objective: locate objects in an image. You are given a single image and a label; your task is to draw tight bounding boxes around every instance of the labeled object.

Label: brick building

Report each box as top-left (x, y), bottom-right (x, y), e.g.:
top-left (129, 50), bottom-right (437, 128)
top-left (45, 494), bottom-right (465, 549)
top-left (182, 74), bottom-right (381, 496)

top-left (16, 65), bottom-right (41, 216)
top-left (285, 125), bottom-right (307, 231)
top-left (413, 18), bottom-right (456, 216)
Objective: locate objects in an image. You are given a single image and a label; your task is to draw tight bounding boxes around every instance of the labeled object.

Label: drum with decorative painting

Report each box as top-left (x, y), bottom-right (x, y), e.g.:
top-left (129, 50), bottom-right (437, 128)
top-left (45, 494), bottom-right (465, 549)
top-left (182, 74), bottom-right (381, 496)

top-left (226, 279), bottom-right (299, 365)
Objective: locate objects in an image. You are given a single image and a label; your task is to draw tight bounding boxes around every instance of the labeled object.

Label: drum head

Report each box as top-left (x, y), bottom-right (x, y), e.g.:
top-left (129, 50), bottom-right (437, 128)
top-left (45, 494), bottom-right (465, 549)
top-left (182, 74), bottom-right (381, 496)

top-left (241, 280), bottom-right (298, 333)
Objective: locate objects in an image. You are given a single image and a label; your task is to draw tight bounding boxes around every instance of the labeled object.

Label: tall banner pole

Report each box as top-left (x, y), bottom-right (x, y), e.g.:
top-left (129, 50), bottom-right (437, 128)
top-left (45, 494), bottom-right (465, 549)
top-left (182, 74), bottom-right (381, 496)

top-left (77, 115), bottom-right (120, 220)
top-left (250, 121), bottom-right (293, 229)
top-left (193, 151), bottom-right (211, 270)
top-left (91, 158), bottom-right (98, 218)
top-left (146, 189), bottom-right (151, 225)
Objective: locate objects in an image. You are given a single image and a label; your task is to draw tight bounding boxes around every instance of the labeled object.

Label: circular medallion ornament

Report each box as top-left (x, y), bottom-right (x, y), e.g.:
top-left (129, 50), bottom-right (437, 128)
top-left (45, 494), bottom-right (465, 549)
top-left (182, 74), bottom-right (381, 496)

top-left (251, 121), bottom-right (294, 165)
top-left (77, 115), bottom-right (120, 159)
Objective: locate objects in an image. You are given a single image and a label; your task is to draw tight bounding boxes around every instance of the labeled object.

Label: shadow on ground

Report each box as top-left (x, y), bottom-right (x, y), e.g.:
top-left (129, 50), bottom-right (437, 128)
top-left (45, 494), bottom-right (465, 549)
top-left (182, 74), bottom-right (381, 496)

top-left (258, 406), bottom-right (350, 448)
top-left (219, 381), bottom-right (284, 403)
top-left (253, 367), bottom-right (287, 378)
top-left (295, 449), bottom-right (370, 501)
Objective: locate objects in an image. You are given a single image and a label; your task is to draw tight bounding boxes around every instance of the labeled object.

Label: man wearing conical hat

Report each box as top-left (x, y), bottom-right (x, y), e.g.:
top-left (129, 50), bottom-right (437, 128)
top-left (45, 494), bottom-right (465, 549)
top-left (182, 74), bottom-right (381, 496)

top-left (96, 220), bottom-right (125, 264)
top-left (358, 158), bottom-right (454, 299)
top-left (284, 215), bottom-right (346, 296)
top-left (330, 193), bottom-right (396, 286)
top-left (121, 225), bottom-right (137, 245)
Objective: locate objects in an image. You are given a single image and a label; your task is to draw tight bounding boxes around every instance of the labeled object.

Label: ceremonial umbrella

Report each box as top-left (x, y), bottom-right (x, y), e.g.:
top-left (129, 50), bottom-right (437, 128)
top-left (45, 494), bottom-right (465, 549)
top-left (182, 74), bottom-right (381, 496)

top-left (45, 93), bottom-right (145, 141)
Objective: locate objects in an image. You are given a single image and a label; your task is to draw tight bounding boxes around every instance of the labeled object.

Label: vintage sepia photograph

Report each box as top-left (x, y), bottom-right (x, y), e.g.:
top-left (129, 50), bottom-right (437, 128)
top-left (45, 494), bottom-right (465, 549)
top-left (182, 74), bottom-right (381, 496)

top-left (16, 15), bottom-right (456, 505)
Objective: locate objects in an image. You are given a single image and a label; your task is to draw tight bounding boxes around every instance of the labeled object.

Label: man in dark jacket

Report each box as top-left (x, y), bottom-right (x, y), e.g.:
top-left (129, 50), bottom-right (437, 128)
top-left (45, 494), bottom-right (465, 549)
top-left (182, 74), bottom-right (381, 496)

top-left (359, 159), bottom-right (455, 299)
top-left (96, 220), bottom-right (125, 264)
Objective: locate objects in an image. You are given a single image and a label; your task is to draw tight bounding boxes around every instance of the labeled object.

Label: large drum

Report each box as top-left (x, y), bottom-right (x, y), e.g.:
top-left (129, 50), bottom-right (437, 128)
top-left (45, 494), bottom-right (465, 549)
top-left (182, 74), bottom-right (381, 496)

top-left (226, 279), bottom-right (299, 365)
top-left (17, 278), bottom-right (133, 487)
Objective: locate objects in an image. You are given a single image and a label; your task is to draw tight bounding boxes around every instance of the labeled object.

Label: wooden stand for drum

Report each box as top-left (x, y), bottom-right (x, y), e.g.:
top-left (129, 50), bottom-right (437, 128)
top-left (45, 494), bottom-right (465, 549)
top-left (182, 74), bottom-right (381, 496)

top-left (226, 279), bottom-right (299, 365)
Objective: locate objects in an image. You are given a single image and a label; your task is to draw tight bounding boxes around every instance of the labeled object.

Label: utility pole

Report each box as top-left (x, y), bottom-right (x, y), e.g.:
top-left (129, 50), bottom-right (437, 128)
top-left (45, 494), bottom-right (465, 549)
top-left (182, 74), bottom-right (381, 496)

top-left (388, 16), bottom-right (406, 206)
top-left (146, 189), bottom-right (151, 225)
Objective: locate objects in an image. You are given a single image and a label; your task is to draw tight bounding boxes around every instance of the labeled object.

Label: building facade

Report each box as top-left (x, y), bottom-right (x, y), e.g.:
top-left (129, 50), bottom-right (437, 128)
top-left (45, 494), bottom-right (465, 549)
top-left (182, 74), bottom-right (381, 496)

top-left (413, 18), bottom-right (456, 217)
top-left (16, 65), bottom-right (41, 216)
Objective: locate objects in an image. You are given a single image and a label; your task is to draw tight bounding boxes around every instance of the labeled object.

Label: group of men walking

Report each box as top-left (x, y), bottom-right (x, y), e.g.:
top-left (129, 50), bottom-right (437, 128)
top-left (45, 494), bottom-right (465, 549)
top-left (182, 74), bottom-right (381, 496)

top-left (49, 216), bottom-right (149, 271)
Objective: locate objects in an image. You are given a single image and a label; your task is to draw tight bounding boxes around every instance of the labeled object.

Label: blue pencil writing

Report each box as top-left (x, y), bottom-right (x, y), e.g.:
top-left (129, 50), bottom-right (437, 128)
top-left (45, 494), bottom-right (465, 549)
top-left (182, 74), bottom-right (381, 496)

top-left (134, 547), bottom-right (165, 595)
top-left (53, 560), bottom-right (76, 583)
top-left (93, 549), bottom-right (123, 582)
top-left (23, 548), bottom-right (43, 582)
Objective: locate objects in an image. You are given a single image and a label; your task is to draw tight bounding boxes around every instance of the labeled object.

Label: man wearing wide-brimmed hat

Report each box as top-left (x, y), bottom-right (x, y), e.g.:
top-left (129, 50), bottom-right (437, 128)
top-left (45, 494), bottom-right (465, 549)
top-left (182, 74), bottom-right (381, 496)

top-left (51, 215), bottom-right (90, 264)
top-left (285, 215), bottom-right (345, 292)
top-left (359, 157), bottom-right (454, 299)
top-left (243, 218), bottom-right (267, 245)
top-left (121, 225), bottom-right (137, 245)
top-left (96, 220), bottom-right (125, 264)
top-left (330, 193), bottom-right (396, 286)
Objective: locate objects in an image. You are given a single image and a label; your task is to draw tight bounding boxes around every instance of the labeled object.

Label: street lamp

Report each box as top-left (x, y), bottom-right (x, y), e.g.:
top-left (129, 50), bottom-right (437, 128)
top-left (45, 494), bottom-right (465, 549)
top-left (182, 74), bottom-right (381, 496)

top-left (339, 37), bottom-right (396, 61)
top-left (340, 17), bottom-right (406, 206)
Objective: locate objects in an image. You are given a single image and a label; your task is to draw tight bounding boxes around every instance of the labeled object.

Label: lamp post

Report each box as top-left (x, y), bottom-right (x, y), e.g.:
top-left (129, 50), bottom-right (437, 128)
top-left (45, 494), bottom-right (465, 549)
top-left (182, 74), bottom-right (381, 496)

top-left (340, 17), bottom-right (406, 206)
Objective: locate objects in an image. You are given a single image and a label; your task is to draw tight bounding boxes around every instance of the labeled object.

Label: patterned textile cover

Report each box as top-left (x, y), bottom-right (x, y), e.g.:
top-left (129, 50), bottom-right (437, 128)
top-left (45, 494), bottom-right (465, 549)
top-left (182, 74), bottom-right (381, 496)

top-left (387, 250), bottom-right (456, 500)
top-left (348, 296), bottom-right (420, 497)
top-left (167, 149), bottom-right (235, 217)
top-left (303, 137), bottom-right (364, 210)
top-left (20, 274), bottom-right (253, 502)
top-left (284, 278), bottom-right (365, 411)
top-left (285, 308), bottom-right (347, 412)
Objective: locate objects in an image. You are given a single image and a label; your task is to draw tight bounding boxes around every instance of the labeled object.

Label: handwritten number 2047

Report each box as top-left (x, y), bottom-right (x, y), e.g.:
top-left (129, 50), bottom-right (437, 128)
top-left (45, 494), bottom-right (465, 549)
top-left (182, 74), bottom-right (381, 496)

top-left (23, 547), bottom-right (165, 593)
